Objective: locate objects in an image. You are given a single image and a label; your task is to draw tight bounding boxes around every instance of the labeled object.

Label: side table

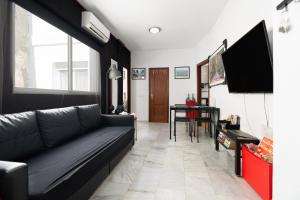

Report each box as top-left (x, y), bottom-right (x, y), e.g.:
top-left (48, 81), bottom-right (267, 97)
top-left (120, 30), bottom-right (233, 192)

top-left (215, 127), bottom-right (260, 176)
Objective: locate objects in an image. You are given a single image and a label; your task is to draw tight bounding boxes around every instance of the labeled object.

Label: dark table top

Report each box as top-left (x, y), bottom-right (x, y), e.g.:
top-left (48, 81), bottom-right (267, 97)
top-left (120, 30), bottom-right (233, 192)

top-left (170, 105), bottom-right (213, 110)
top-left (217, 127), bottom-right (259, 141)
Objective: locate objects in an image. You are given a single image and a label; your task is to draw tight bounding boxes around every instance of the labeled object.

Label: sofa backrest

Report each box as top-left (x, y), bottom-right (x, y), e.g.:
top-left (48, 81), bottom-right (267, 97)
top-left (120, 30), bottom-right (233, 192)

top-left (0, 104), bottom-right (102, 161)
top-left (0, 111), bottom-right (44, 161)
top-left (36, 107), bottom-right (81, 148)
top-left (76, 104), bottom-right (102, 133)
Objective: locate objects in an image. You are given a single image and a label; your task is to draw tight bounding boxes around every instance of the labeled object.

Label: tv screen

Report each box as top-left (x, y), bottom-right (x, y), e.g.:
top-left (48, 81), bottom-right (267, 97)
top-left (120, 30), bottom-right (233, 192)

top-left (221, 20), bottom-right (273, 93)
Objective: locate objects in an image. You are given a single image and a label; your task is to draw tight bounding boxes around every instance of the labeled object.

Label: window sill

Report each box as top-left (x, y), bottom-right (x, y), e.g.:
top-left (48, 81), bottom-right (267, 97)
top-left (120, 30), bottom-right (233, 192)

top-left (13, 87), bottom-right (98, 95)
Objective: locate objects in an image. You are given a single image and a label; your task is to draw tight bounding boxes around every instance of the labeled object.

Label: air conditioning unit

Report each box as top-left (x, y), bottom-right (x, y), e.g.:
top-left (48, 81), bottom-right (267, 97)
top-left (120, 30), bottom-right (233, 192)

top-left (81, 11), bottom-right (110, 43)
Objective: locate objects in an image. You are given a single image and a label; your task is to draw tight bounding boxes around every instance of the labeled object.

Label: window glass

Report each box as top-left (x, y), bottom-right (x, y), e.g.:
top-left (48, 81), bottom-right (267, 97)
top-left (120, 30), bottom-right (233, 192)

top-left (14, 4), bottom-right (68, 90)
top-left (72, 38), bottom-right (98, 92)
top-left (14, 4), bottom-right (99, 93)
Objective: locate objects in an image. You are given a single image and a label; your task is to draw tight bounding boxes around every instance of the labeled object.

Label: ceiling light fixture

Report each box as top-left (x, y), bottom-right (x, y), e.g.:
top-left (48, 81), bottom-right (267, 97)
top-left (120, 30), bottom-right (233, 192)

top-left (149, 27), bottom-right (161, 34)
top-left (276, 0), bottom-right (299, 33)
top-left (279, 6), bottom-right (291, 33)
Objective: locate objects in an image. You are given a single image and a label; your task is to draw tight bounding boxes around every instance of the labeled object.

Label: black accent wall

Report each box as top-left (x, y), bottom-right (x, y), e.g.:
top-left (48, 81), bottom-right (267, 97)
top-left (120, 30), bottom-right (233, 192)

top-left (2, 0), bottom-right (130, 114)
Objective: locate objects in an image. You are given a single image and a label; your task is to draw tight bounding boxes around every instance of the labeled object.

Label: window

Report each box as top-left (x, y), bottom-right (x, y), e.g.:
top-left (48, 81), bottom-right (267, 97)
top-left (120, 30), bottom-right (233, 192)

top-left (14, 4), bottom-right (99, 93)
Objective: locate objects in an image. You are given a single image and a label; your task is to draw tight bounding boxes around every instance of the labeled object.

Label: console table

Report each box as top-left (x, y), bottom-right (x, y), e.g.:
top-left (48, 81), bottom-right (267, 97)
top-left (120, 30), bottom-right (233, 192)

top-left (215, 127), bottom-right (260, 176)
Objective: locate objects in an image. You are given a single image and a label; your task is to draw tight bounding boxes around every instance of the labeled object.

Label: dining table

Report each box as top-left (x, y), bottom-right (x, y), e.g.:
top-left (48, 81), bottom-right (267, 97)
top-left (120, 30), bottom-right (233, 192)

top-left (169, 105), bottom-right (220, 142)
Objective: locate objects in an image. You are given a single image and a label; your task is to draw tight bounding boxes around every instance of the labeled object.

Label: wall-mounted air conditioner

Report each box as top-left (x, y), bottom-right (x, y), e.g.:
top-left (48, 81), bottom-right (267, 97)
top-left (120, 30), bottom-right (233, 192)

top-left (81, 11), bottom-right (110, 43)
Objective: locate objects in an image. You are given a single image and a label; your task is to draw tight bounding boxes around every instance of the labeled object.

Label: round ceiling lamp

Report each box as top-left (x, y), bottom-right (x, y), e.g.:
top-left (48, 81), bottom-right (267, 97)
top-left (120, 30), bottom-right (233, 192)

top-left (149, 27), bottom-right (162, 34)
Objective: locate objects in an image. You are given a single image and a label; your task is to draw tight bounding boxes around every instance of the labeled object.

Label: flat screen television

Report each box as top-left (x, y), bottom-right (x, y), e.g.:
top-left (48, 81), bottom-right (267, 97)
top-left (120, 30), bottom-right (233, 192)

top-left (221, 20), bottom-right (273, 93)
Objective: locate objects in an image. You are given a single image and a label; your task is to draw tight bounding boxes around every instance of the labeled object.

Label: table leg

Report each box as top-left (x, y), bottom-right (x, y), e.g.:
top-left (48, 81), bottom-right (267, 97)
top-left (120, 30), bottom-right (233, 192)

top-left (169, 109), bottom-right (172, 140)
top-left (197, 121), bottom-right (199, 143)
top-left (194, 120), bottom-right (196, 137)
top-left (215, 129), bottom-right (219, 151)
top-left (135, 120), bottom-right (137, 141)
top-left (235, 140), bottom-right (241, 176)
top-left (190, 121), bottom-right (193, 142)
top-left (174, 117), bottom-right (176, 142)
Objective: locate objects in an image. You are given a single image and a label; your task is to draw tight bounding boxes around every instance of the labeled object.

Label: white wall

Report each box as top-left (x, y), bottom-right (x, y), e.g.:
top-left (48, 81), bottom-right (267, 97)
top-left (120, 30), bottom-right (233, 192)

top-left (131, 48), bottom-right (197, 121)
top-left (273, 0), bottom-right (300, 199)
top-left (195, 0), bottom-right (273, 139)
top-left (130, 0), bottom-right (300, 198)
top-left (131, 0), bottom-right (273, 139)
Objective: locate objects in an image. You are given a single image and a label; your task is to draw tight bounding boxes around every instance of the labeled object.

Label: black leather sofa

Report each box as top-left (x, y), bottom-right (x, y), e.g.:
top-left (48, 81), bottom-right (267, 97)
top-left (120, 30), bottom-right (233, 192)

top-left (0, 104), bottom-right (134, 200)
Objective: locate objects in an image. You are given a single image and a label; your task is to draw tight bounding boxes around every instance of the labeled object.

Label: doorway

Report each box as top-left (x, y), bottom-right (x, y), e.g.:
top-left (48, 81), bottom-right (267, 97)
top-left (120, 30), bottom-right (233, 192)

top-left (149, 68), bottom-right (169, 123)
top-left (123, 68), bottom-right (128, 112)
top-left (197, 59), bottom-right (209, 106)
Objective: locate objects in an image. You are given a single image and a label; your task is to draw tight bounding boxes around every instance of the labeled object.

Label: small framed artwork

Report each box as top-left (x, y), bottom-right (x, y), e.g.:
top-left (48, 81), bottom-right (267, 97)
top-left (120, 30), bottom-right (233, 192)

top-left (175, 66), bottom-right (190, 79)
top-left (132, 68), bottom-right (146, 80)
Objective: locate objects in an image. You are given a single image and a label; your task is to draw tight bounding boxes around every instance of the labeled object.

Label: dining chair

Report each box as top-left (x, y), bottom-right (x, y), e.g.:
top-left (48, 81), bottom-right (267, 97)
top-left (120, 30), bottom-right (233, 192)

top-left (195, 107), bottom-right (213, 142)
top-left (174, 104), bottom-right (194, 142)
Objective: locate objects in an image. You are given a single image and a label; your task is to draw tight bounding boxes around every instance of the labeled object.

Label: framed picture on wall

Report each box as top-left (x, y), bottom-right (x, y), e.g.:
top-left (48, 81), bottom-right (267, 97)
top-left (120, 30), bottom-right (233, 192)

top-left (209, 45), bottom-right (226, 87)
top-left (175, 66), bottom-right (190, 79)
top-left (132, 68), bottom-right (146, 80)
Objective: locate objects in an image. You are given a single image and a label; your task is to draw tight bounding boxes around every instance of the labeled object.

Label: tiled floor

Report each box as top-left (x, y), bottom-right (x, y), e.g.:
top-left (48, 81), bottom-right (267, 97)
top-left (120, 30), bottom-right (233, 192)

top-left (89, 122), bottom-right (260, 200)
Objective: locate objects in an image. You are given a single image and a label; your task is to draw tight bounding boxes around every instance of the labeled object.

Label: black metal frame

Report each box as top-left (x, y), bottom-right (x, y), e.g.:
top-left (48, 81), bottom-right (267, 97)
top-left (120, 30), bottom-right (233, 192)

top-left (277, 0), bottom-right (294, 10)
top-left (208, 39), bottom-right (228, 87)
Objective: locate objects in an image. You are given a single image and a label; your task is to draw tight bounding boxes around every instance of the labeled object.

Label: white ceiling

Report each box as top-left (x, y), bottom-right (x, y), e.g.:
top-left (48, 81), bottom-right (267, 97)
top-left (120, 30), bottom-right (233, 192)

top-left (77, 0), bottom-right (229, 51)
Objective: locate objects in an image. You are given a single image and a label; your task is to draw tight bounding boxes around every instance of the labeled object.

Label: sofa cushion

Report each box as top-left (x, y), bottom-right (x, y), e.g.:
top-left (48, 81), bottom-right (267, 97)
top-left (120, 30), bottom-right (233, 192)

top-left (0, 111), bottom-right (44, 161)
top-left (26, 126), bottom-right (134, 199)
top-left (77, 104), bottom-right (102, 133)
top-left (36, 107), bottom-right (81, 148)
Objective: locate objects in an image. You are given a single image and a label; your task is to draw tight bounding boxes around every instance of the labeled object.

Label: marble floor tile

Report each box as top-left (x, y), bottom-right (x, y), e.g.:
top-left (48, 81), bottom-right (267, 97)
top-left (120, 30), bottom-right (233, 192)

top-left (184, 168), bottom-right (210, 179)
top-left (185, 187), bottom-right (217, 200)
top-left (108, 155), bottom-right (143, 184)
top-left (123, 190), bottom-right (155, 200)
top-left (128, 183), bottom-right (157, 193)
top-left (90, 195), bottom-right (123, 200)
top-left (155, 188), bottom-right (186, 200)
top-left (159, 170), bottom-right (185, 190)
top-left (89, 122), bottom-right (261, 200)
top-left (132, 171), bottom-right (160, 186)
top-left (184, 176), bottom-right (215, 195)
top-left (93, 181), bottom-right (129, 196)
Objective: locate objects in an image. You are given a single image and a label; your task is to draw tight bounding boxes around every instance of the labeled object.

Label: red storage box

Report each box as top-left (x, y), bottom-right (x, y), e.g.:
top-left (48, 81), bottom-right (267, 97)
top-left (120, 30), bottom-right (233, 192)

top-left (242, 145), bottom-right (272, 200)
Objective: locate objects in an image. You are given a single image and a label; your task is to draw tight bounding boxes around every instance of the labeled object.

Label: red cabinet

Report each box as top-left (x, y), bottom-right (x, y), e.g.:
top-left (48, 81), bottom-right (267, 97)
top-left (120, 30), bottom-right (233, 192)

top-left (242, 145), bottom-right (272, 200)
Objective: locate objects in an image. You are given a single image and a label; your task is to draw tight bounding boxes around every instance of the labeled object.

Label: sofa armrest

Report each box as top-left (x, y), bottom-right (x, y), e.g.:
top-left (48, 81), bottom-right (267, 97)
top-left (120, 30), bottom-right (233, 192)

top-left (0, 161), bottom-right (28, 200)
top-left (101, 114), bottom-right (134, 127)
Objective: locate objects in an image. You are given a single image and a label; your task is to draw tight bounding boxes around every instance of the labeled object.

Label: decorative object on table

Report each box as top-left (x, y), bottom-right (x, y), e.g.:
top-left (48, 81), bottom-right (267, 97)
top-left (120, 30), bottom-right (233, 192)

top-left (132, 68), bottom-right (146, 80)
top-left (106, 60), bottom-right (122, 113)
top-left (185, 93), bottom-right (191, 103)
top-left (209, 39), bottom-right (227, 87)
top-left (175, 66), bottom-right (190, 79)
top-left (185, 93), bottom-right (197, 121)
top-left (226, 114), bottom-right (240, 125)
top-left (217, 132), bottom-right (236, 149)
top-left (219, 114), bottom-right (241, 130)
top-left (245, 137), bottom-right (273, 163)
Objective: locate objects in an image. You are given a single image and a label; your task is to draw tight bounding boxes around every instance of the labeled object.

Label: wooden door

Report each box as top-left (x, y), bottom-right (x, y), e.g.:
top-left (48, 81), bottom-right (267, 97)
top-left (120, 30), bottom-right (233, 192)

top-left (149, 68), bottom-right (169, 123)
